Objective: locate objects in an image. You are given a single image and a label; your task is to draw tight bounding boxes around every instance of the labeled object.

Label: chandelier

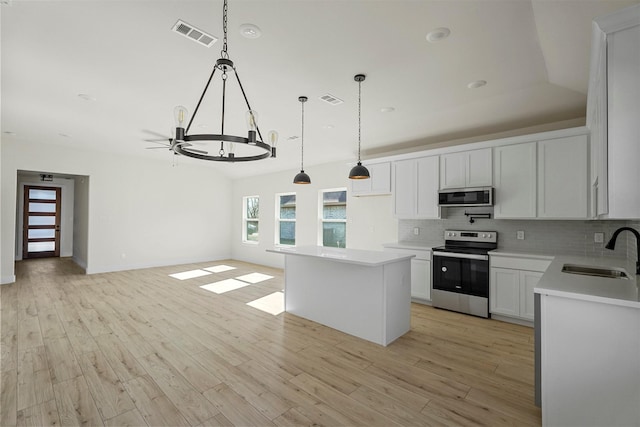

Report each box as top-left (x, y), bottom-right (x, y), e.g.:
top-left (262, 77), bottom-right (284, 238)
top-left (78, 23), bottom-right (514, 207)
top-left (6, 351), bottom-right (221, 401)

top-left (172, 0), bottom-right (277, 162)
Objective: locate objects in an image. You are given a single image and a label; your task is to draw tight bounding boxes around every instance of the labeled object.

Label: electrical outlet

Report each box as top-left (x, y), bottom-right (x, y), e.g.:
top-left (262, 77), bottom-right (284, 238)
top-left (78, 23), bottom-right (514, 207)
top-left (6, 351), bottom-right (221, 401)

top-left (594, 232), bottom-right (604, 243)
top-left (413, 227), bottom-right (420, 236)
top-left (517, 230), bottom-right (525, 240)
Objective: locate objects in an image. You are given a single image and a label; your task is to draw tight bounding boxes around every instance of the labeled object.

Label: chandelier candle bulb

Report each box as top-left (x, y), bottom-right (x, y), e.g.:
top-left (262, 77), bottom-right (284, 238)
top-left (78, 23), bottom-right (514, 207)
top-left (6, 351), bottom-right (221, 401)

top-left (246, 110), bottom-right (258, 144)
top-left (268, 130), bottom-right (278, 157)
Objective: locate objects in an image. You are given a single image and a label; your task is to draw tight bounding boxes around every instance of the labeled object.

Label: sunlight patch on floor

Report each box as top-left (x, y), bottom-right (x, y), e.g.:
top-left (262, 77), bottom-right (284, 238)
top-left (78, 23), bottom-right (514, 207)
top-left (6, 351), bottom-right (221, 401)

top-left (204, 265), bottom-right (236, 273)
top-left (169, 269), bottom-right (212, 280)
top-left (200, 279), bottom-right (251, 294)
top-left (235, 272), bottom-right (273, 284)
top-left (246, 291), bottom-right (284, 315)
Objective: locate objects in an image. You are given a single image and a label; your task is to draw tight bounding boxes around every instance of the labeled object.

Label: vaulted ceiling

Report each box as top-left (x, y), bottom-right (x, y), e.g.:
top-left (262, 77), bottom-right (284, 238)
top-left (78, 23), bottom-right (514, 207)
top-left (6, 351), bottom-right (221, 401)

top-left (2, 0), bottom-right (637, 178)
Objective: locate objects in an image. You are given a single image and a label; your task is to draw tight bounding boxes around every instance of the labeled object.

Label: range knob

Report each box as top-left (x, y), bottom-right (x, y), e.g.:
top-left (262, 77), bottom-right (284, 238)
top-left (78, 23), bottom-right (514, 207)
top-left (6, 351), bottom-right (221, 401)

top-left (486, 233), bottom-right (492, 239)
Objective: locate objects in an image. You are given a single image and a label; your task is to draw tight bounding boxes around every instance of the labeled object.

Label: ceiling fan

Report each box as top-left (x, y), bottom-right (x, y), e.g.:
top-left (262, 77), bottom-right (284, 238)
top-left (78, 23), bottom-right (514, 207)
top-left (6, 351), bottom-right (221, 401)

top-left (142, 130), bottom-right (208, 155)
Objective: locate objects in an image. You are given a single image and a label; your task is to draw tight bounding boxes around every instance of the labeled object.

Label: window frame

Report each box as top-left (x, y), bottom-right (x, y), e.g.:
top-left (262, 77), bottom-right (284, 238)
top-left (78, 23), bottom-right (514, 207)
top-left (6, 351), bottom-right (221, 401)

top-left (318, 188), bottom-right (347, 248)
top-left (275, 192), bottom-right (296, 247)
top-left (242, 195), bottom-right (260, 244)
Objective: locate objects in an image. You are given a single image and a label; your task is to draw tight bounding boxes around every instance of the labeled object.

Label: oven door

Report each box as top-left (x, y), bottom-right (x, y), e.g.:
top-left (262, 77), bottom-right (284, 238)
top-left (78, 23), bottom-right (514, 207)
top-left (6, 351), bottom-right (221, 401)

top-left (432, 252), bottom-right (489, 298)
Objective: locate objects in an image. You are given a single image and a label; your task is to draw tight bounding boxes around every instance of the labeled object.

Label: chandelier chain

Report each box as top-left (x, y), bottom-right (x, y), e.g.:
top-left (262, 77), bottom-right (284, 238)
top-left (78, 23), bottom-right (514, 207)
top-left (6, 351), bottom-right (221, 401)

top-left (221, 0), bottom-right (229, 59)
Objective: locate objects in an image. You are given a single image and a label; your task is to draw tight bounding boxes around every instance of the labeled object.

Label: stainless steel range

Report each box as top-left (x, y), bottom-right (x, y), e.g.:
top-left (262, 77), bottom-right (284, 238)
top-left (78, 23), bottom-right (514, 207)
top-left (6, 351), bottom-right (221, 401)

top-left (432, 230), bottom-right (497, 318)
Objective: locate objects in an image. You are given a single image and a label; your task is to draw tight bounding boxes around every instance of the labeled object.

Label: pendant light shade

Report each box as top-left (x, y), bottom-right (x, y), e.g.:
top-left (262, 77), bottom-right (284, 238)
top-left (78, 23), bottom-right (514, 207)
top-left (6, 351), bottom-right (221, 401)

top-left (349, 74), bottom-right (370, 180)
top-left (294, 96), bottom-right (311, 184)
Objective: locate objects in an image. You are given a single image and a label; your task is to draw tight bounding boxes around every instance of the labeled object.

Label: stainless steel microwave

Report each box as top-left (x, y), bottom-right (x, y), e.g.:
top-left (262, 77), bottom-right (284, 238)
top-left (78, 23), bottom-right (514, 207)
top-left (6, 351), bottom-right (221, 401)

top-left (438, 187), bottom-right (494, 207)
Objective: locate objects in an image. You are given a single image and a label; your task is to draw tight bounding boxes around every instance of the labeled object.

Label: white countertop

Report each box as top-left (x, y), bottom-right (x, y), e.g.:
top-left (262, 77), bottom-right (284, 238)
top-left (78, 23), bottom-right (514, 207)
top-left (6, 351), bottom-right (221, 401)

top-left (534, 255), bottom-right (639, 308)
top-left (267, 245), bottom-right (414, 267)
top-left (382, 241), bottom-right (440, 251)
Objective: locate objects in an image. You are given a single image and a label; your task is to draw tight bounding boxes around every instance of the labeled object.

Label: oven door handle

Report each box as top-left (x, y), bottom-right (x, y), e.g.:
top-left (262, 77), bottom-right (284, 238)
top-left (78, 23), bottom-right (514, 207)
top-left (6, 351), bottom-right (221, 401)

top-left (433, 251), bottom-right (488, 261)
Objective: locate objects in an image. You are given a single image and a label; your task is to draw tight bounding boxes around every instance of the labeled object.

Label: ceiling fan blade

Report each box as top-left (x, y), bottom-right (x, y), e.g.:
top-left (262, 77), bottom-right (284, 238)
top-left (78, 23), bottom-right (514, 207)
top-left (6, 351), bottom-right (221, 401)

top-left (186, 148), bottom-right (208, 155)
top-left (145, 146), bottom-right (169, 149)
top-left (144, 139), bottom-right (171, 144)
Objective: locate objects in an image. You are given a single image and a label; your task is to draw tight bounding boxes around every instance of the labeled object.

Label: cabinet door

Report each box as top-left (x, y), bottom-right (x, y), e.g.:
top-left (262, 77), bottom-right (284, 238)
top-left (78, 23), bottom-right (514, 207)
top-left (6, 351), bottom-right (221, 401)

top-left (538, 135), bottom-right (588, 219)
top-left (392, 159), bottom-right (416, 217)
top-left (351, 162), bottom-right (391, 196)
top-left (411, 259), bottom-right (431, 301)
top-left (520, 271), bottom-right (542, 321)
top-left (494, 142), bottom-right (537, 218)
top-left (467, 148), bottom-right (493, 187)
top-left (416, 156), bottom-right (440, 219)
top-left (439, 152), bottom-right (466, 189)
top-left (490, 268), bottom-right (520, 316)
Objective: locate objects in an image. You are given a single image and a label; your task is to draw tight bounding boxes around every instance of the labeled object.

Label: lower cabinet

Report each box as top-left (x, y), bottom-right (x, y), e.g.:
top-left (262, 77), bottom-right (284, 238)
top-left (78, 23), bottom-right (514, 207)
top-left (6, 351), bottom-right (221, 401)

top-left (489, 254), bottom-right (552, 323)
top-left (384, 246), bottom-right (431, 302)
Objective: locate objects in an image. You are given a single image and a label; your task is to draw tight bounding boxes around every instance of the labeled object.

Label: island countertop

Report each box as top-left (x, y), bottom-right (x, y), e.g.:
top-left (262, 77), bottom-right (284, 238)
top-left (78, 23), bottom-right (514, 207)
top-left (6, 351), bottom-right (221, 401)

top-left (267, 245), bottom-right (415, 267)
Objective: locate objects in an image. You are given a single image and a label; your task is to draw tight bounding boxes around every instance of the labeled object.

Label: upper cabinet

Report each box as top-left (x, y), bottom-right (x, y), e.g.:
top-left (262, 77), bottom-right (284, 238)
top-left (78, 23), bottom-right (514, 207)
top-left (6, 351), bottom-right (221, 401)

top-left (538, 135), bottom-right (588, 219)
top-left (587, 4), bottom-right (640, 219)
top-left (350, 162), bottom-right (391, 197)
top-left (440, 148), bottom-right (492, 189)
top-left (494, 142), bottom-right (537, 219)
top-left (392, 156), bottom-right (440, 219)
top-left (493, 133), bottom-right (589, 220)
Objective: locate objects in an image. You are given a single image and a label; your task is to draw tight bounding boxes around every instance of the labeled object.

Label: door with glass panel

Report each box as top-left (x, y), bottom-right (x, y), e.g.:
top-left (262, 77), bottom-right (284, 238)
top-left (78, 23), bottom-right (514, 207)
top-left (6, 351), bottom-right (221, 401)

top-left (22, 186), bottom-right (61, 259)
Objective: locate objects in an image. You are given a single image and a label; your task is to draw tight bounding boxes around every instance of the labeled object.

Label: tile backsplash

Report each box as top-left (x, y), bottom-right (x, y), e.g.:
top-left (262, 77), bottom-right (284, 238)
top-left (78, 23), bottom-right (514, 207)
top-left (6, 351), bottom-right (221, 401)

top-left (399, 207), bottom-right (639, 261)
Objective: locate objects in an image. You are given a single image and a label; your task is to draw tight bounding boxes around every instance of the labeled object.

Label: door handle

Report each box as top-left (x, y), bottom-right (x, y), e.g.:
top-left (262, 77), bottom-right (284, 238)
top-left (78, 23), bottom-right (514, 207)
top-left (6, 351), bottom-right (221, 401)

top-left (55, 225), bottom-right (60, 231)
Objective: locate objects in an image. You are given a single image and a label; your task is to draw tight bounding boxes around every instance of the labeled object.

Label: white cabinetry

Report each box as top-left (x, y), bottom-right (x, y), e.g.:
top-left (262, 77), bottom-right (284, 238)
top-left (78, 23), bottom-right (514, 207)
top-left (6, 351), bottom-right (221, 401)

top-left (383, 246), bottom-right (431, 302)
top-left (490, 254), bottom-right (551, 324)
top-left (494, 142), bottom-right (537, 218)
top-left (440, 148), bottom-right (492, 189)
top-left (350, 162), bottom-right (391, 196)
top-left (587, 4), bottom-right (640, 219)
top-left (493, 133), bottom-right (589, 219)
top-left (392, 156), bottom-right (439, 219)
top-left (537, 135), bottom-right (588, 219)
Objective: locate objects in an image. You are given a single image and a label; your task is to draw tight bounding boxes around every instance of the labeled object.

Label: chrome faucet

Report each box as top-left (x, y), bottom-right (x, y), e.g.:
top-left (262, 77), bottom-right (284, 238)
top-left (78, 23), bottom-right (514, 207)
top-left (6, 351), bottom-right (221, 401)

top-left (605, 227), bottom-right (640, 275)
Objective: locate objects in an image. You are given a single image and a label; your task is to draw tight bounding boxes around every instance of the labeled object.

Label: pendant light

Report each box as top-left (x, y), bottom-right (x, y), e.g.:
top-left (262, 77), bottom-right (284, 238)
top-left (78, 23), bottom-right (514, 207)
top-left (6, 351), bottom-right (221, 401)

top-left (348, 74), bottom-right (370, 179)
top-left (293, 96), bottom-right (311, 184)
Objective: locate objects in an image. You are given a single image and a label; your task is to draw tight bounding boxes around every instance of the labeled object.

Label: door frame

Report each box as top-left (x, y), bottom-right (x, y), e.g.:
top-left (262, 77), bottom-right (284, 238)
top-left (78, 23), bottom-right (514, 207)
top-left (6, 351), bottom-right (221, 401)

top-left (22, 185), bottom-right (62, 259)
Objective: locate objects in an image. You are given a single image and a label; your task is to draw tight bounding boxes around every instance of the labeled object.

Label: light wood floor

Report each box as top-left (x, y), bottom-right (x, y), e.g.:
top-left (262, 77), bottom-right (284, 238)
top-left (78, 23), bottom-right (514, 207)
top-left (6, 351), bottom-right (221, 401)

top-left (1, 257), bottom-right (541, 426)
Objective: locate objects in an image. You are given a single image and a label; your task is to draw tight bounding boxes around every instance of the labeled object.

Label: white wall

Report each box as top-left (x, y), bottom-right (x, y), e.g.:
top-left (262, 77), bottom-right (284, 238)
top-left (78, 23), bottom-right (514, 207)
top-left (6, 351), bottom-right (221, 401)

top-left (15, 174), bottom-right (75, 260)
top-left (231, 161), bottom-right (398, 268)
top-left (73, 175), bottom-right (90, 270)
top-left (1, 139), bottom-right (233, 283)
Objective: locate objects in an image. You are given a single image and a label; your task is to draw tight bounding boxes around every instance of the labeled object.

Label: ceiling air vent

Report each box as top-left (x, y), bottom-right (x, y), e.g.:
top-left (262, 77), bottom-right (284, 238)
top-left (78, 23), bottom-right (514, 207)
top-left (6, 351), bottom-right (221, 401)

top-left (172, 20), bottom-right (217, 48)
top-left (319, 93), bottom-right (344, 106)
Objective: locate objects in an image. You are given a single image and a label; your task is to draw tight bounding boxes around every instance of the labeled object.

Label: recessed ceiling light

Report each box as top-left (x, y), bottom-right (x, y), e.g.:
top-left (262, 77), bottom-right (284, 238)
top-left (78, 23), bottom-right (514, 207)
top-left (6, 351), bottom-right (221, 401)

top-left (426, 27), bottom-right (451, 43)
top-left (467, 80), bottom-right (487, 89)
top-left (322, 124), bottom-right (335, 130)
top-left (239, 23), bottom-right (261, 39)
top-left (3, 131), bottom-right (16, 136)
top-left (380, 107), bottom-right (395, 113)
top-left (287, 135), bottom-right (299, 140)
top-left (77, 93), bottom-right (96, 101)
top-left (58, 133), bottom-right (72, 138)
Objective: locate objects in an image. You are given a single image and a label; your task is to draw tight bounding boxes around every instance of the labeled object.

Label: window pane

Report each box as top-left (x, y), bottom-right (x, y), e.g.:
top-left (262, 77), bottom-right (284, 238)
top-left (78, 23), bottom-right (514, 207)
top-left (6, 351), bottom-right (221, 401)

top-left (323, 190), bottom-right (346, 220)
top-left (279, 195), bottom-right (296, 219)
top-left (279, 222), bottom-right (295, 245)
top-left (29, 189), bottom-right (56, 200)
top-left (28, 229), bottom-right (55, 239)
top-left (28, 241), bottom-right (55, 252)
top-left (29, 202), bottom-right (56, 213)
top-left (246, 220), bottom-right (259, 241)
top-left (28, 216), bottom-right (55, 226)
top-left (323, 223), bottom-right (346, 248)
top-left (246, 197), bottom-right (259, 219)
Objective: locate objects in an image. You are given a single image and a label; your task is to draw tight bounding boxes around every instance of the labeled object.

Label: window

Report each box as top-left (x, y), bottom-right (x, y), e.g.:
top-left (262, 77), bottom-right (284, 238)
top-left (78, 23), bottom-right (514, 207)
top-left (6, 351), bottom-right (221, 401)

top-left (276, 193), bottom-right (296, 246)
top-left (243, 196), bottom-right (259, 243)
top-left (320, 189), bottom-right (347, 248)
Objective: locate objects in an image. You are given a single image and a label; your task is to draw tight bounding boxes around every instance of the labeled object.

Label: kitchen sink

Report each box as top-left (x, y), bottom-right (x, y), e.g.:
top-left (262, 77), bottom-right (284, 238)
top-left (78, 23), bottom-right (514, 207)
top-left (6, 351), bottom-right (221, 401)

top-left (561, 264), bottom-right (629, 279)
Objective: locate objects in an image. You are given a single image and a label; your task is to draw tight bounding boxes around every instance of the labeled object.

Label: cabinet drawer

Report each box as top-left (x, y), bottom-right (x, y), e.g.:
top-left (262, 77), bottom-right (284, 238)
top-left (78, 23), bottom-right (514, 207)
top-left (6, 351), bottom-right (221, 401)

top-left (490, 255), bottom-right (551, 272)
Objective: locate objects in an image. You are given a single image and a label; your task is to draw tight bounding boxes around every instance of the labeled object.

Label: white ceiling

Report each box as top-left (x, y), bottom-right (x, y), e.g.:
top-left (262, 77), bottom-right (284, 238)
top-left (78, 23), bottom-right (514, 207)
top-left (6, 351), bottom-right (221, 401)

top-left (2, 0), bottom-right (637, 179)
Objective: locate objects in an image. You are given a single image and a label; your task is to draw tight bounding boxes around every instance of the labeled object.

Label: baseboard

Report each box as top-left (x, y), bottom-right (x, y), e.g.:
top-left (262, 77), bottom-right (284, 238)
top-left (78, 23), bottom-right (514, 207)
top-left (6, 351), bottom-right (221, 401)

top-left (491, 313), bottom-right (533, 328)
top-left (72, 256), bottom-right (87, 272)
top-left (1, 275), bottom-right (16, 285)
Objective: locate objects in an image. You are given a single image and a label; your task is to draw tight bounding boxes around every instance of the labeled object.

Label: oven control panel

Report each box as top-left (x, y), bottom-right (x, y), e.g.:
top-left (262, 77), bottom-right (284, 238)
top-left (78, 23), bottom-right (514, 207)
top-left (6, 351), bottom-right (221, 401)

top-left (444, 230), bottom-right (497, 243)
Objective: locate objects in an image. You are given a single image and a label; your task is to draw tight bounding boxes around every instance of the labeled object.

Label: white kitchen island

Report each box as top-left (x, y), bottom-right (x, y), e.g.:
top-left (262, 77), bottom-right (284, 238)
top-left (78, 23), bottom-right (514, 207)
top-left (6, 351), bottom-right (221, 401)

top-left (267, 246), bottom-right (413, 346)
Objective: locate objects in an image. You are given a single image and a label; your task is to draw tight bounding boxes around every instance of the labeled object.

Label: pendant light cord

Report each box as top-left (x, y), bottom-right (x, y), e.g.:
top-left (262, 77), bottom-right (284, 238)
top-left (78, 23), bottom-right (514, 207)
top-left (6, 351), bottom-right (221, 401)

top-left (357, 79), bottom-right (362, 163)
top-left (221, 0), bottom-right (229, 59)
top-left (301, 100), bottom-right (305, 171)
